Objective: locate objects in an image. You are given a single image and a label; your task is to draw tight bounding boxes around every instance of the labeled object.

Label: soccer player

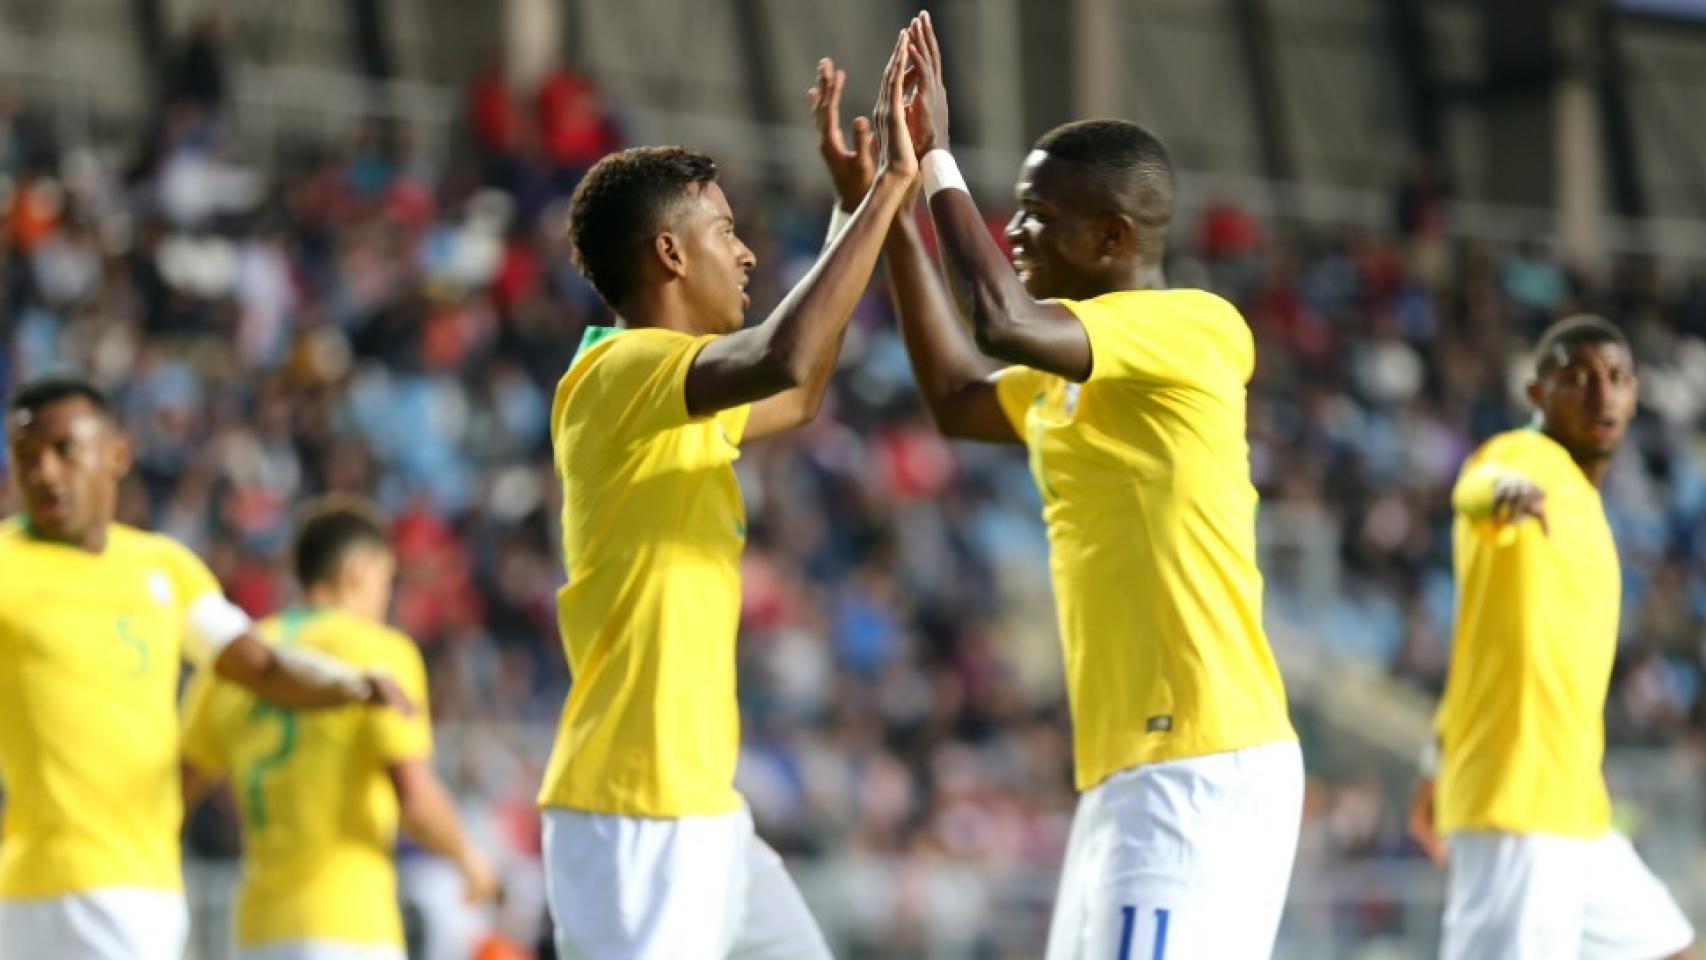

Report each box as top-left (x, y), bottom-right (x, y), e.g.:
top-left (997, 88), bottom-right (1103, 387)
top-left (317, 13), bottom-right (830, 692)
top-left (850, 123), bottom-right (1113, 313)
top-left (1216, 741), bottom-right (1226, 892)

top-left (535, 30), bottom-right (917, 960)
top-left (1408, 317), bottom-right (1695, 960)
top-left (0, 376), bottom-right (411, 960)
top-left (843, 15), bottom-right (1301, 957)
top-left (180, 496), bottom-right (496, 960)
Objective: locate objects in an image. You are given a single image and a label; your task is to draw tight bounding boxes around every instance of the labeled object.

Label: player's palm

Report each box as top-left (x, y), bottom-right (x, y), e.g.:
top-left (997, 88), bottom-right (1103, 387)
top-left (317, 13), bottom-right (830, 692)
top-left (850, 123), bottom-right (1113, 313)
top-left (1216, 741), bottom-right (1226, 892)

top-left (809, 59), bottom-right (875, 212)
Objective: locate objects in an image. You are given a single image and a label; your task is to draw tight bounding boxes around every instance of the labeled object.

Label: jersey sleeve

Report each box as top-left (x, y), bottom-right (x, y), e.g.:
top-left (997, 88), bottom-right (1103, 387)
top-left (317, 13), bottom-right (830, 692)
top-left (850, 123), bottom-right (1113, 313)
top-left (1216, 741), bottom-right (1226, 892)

top-left (992, 366), bottom-right (1049, 435)
top-left (179, 668), bottom-right (228, 777)
top-left (367, 637), bottom-right (433, 764)
top-left (581, 330), bottom-right (721, 440)
top-left (161, 539), bottom-right (252, 666)
top-left (1060, 292), bottom-right (1251, 389)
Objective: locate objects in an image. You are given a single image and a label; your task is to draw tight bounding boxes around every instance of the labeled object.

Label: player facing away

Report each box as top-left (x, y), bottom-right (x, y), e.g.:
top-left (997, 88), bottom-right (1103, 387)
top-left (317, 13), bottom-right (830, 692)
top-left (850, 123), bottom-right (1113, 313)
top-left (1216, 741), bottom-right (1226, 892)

top-left (0, 377), bottom-right (412, 960)
top-left (1408, 317), bottom-right (1695, 960)
top-left (535, 31), bottom-right (918, 960)
top-left (180, 497), bottom-right (497, 960)
top-left (842, 15), bottom-right (1300, 958)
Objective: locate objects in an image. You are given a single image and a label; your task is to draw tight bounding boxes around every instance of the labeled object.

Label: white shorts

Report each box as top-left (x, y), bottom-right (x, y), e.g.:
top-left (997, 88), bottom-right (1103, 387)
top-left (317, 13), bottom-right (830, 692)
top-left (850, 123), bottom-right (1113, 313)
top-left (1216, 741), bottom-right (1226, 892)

top-left (1045, 739), bottom-right (1304, 960)
top-left (0, 887), bottom-right (188, 960)
top-left (542, 805), bottom-right (830, 960)
top-left (1443, 830), bottom-right (1695, 960)
top-left (237, 942), bottom-right (406, 960)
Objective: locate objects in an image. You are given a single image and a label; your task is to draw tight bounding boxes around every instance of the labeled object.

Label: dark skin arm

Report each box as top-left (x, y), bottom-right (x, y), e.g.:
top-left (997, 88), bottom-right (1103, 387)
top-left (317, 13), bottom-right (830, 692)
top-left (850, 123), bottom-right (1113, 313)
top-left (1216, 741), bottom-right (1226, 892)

top-left (684, 30), bottom-right (920, 428)
top-left (906, 13), bottom-right (1092, 382)
top-left (213, 632), bottom-right (412, 712)
top-left (811, 56), bottom-right (1018, 443)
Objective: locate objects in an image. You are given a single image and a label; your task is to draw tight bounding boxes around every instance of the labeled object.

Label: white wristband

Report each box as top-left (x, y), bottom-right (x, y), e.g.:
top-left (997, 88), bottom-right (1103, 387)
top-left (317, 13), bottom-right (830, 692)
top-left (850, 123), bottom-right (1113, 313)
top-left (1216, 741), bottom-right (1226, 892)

top-left (922, 149), bottom-right (968, 199)
top-left (825, 203), bottom-right (853, 247)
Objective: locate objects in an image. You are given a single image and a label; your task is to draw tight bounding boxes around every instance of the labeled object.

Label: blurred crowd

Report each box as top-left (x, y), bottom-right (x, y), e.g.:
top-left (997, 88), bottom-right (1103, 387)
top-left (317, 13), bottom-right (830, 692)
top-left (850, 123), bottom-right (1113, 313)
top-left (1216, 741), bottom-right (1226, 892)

top-left (6, 50), bottom-right (1706, 956)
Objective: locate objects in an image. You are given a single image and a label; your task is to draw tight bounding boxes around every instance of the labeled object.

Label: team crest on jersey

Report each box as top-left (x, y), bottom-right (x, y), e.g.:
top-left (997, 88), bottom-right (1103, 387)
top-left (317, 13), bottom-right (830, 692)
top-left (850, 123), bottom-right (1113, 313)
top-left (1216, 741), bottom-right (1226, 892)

top-left (147, 571), bottom-right (175, 608)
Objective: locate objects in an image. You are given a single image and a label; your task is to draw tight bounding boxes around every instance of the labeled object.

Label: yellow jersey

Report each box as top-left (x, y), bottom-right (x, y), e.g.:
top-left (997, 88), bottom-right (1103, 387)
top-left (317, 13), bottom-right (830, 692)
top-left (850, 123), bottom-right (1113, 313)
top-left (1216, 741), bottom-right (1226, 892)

top-left (993, 290), bottom-right (1294, 790)
top-left (1435, 429), bottom-right (1618, 837)
top-left (0, 519), bottom-right (231, 897)
top-left (539, 326), bottom-right (752, 818)
top-left (179, 607), bottom-right (431, 948)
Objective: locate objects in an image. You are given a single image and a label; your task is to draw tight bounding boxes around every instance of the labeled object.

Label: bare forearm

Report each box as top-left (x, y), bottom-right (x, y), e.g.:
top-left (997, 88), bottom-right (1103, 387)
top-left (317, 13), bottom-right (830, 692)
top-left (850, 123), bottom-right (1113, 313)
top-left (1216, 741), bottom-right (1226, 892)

top-left (397, 769), bottom-right (477, 865)
top-left (885, 214), bottom-right (993, 413)
top-left (758, 172), bottom-right (910, 383)
top-left (927, 188), bottom-right (1034, 357)
top-left (214, 638), bottom-right (369, 710)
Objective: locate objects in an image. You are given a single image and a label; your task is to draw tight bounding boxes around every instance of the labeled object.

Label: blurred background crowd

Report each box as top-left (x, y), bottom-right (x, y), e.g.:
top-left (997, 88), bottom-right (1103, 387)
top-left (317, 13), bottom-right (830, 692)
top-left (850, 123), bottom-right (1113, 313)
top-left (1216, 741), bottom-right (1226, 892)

top-left (7, 2), bottom-right (1706, 957)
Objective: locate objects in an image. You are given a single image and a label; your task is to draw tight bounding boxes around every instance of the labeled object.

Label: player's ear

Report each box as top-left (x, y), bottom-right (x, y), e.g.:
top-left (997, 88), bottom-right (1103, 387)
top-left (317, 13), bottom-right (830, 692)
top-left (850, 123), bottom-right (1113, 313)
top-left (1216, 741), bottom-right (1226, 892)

top-left (105, 426), bottom-right (134, 479)
top-left (1524, 378), bottom-right (1543, 410)
top-left (1096, 213), bottom-right (1135, 260)
top-left (651, 231), bottom-right (689, 281)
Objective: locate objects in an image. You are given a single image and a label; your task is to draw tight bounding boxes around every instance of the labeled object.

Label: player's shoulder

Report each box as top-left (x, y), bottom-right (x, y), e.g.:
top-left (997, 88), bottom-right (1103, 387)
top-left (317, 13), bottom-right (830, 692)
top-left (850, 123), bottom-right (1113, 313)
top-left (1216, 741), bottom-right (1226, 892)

top-left (309, 609), bottom-right (421, 668)
top-left (108, 524), bottom-right (203, 568)
top-left (554, 325), bottom-right (700, 418)
top-left (1091, 287), bottom-right (1242, 320)
top-left (0, 516), bottom-right (26, 551)
top-left (1467, 428), bottom-right (1576, 481)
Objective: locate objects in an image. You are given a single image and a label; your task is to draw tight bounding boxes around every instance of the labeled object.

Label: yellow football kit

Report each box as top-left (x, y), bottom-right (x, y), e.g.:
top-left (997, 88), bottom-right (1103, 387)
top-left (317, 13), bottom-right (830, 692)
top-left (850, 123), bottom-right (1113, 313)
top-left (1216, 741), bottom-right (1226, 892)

top-left (1436, 429), bottom-right (1619, 837)
top-left (993, 289), bottom-right (1295, 790)
top-left (538, 326), bottom-right (752, 818)
top-left (179, 607), bottom-right (431, 948)
top-left (0, 519), bottom-right (235, 898)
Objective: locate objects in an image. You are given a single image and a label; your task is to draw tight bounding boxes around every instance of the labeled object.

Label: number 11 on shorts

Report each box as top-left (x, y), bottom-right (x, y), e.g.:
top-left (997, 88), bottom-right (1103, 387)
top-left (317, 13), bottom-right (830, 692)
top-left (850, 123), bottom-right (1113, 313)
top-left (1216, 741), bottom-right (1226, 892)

top-left (1117, 904), bottom-right (1171, 959)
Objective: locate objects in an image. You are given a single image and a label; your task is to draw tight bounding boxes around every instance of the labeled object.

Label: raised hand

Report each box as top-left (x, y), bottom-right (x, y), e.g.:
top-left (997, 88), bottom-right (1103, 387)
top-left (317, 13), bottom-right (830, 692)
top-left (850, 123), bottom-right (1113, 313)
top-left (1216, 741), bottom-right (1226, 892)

top-left (1491, 475), bottom-right (1548, 536)
top-left (904, 11), bottom-right (950, 158)
top-left (872, 27), bottom-right (920, 184)
top-left (808, 59), bottom-right (876, 213)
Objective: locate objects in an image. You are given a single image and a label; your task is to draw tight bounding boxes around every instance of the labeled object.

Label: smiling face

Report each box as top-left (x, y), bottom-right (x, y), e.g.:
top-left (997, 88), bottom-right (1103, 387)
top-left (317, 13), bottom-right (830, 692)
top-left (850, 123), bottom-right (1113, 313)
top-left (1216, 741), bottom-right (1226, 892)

top-left (672, 181), bottom-right (756, 334)
top-left (6, 395), bottom-right (130, 549)
top-left (1004, 151), bottom-right (1108, 301)
top-left (1528, 340), bottom-right (1638, 466)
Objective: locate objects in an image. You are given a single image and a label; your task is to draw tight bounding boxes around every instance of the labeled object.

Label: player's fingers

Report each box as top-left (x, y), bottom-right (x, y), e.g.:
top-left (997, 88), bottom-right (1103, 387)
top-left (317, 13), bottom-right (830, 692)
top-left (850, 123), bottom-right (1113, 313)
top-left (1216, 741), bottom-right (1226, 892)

top-left (851, 115), bottom-right (872, 157)
top-left (923, 10), bottom-right (944, 80)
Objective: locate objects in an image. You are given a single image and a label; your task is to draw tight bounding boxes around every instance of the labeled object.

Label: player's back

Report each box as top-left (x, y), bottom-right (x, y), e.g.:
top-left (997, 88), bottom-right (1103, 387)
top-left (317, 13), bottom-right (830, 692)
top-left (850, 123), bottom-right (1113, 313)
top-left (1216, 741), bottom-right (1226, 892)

top-left (538, 325), bottom-right (751, 819)
top-left (180, 606), bottom-right (431, 949)
top-left (0, 518), bottom-right (222, 897)
top-left (993, 289), bottom-right (1293, 788)
top-left (1435, 428), bottom-right (1618, 837)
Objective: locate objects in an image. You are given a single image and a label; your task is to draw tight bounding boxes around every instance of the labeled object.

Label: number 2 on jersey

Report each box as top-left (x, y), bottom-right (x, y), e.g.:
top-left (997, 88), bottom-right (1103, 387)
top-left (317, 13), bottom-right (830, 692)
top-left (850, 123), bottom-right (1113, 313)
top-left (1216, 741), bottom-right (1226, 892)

top-left (244, 702), bottom-right (298, 829)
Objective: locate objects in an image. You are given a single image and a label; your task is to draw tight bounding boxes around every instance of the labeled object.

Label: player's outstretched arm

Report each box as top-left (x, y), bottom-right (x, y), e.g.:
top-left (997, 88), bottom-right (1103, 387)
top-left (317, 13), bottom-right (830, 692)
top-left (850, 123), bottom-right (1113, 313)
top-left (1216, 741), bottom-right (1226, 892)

top-left (687, 29), bottom-right (919, 431)
top-left (807, 55), bottom-right (1017, 443)
top-left (388, 759), bottom-right (499, 903)
top-left (214, 633), bottom-right (414, 712)
top-left (905, 13), bottom-right (1092, 382)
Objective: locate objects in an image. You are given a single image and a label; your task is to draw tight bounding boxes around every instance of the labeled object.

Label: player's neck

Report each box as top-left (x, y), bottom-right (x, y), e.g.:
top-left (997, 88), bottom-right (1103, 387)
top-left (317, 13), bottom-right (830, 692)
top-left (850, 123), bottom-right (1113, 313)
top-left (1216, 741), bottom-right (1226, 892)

top-left (1092, 261), bottom-right (1166, 297)
top-left (1540, 424), bottom-right (1613, 487)
top-left (301, 585), bottom-right (364, 617)
top-left (23, 516), bottom-right (109, 553)
top-left (614, 288), bottom-right (706, 336)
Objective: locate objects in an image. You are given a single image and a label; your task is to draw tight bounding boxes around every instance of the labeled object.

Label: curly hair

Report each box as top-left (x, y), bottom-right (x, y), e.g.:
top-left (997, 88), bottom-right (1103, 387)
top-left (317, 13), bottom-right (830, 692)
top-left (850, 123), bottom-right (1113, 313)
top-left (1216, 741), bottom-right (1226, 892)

top-left (568, 146), bottom-right (719, 309)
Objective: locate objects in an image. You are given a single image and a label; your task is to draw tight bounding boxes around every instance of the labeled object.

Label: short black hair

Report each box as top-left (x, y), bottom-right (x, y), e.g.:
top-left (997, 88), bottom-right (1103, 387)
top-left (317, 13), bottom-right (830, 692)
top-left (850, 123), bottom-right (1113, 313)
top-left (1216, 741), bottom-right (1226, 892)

top-left (568, 146), bottom-right (719, 309)
top-left (292, 496), bottom-right (391, 589)
top-left (8, 375), bottom-right (110, 417)
top-left (1533, 315), bottom-right (1630, 376)
top-left (1033, 119), bottom-right (1175, 231)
